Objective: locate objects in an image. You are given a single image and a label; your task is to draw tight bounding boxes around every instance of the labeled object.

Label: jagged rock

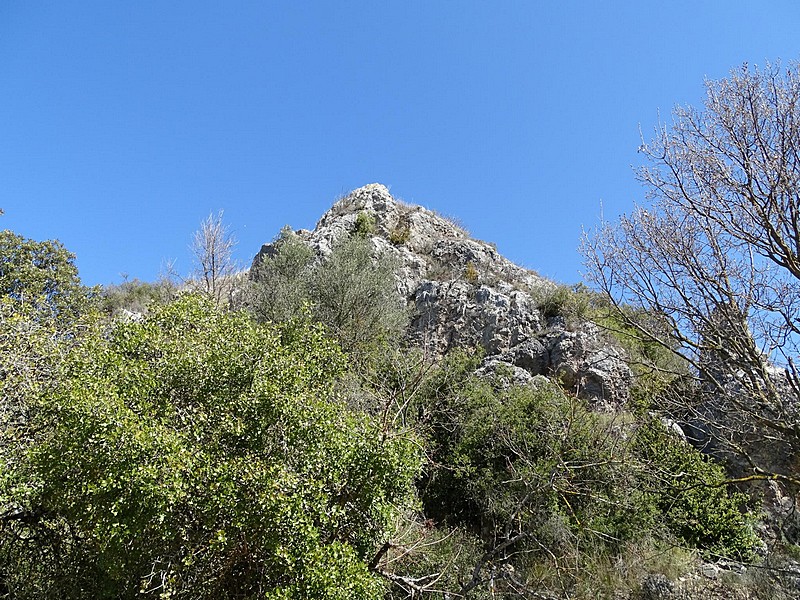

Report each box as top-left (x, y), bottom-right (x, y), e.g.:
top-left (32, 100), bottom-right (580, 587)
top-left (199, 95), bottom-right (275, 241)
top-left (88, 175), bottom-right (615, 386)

top-left (474, 359), bottom-right (535, 387)
top-left (640, 574), bottom-right (674, 599)
top-left (251, 184), bottom-right (633, 406)
top-left (502, 339), bottom-right (549, 375)
top-left (409, 281), bottom-right (543, 355)
top-left (545, 322), bottom-right (631, 406)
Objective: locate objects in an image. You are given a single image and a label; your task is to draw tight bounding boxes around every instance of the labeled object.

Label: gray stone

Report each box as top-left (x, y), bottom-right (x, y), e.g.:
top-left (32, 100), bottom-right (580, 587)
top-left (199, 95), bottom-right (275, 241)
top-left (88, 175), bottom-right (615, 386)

top-left (251, 183), bottom-right (633, 406)
top-left (475, 359), bottom-right (534, 387)
top-left (640, 573), bottom-right (674, 599)
top-left (545, 323), bottom-right (631, 406)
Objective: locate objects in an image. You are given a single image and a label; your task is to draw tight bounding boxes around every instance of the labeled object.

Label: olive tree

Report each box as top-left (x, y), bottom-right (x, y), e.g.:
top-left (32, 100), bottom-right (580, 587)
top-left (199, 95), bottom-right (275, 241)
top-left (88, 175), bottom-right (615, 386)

top-left (309, 235), bottom-right (407, 356)
top-left (582, 62), bottom-right (800, 483)
top-left (247, 226), bottom-right (315, 323)
top-left (248, 231), bottom-right (408, 359)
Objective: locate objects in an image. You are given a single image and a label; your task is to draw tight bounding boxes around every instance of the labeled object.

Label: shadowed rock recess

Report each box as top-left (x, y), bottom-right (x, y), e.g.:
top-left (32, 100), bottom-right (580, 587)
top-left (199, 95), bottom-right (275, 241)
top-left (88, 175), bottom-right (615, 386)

top-left (253, 184), bottom-right (631, 406)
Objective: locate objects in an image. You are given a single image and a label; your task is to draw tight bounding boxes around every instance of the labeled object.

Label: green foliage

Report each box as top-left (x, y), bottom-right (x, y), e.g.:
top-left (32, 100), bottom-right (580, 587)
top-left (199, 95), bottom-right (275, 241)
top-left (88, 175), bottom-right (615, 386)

top-left (249, 232), bottom-right (408, 358)
top-left (354, 211), bottom-right (376, 236)
top-left (247, 226), bottom-right (315, 323)
top-left (388, 223), bottom-right (410, 245)
top-left (367, 350), bottom-right (758, 596)
top-left (0, 229), bottom-right (94, 322)
top-left (421, 376), bottom-right (654, 551)
top-left (0, 296), bottom-right (420, 599)
top-left (100, 278), bottom-right (176, 315)
top-left (594, 304), bottom-right (690, 411)
top-left (0, 232), bottom-right (97, 497)
top-left (534, 282), bottom-right (689, 411)
top-left (634, 420), bottom-right (759, 560)
top-left (535, 283), bottom-right (594, 321)
top-left (0, 225), bottom-right (765, 597)
top-left (310, 235), bottom-right (407, 356)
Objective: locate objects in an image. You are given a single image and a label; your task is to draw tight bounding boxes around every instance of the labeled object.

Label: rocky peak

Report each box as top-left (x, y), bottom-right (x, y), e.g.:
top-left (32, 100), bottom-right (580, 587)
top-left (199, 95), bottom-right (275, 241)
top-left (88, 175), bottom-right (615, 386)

top-left (314, 183), bottom-right (468, 253)
top-left (253, 184), bottom-right (632, 406)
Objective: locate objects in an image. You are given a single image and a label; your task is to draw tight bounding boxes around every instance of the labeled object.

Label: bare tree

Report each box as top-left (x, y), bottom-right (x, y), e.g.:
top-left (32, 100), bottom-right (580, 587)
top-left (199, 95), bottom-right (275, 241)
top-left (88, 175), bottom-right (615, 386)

top-left (190, 211), bottom-right (238, 308)
top-left (582, 61), bottom-right (800, 484)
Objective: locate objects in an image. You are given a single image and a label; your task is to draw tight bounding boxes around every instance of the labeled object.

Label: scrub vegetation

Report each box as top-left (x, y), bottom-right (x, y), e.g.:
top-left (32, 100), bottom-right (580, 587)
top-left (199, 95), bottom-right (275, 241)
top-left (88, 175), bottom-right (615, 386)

top-left (1, 62), bottom-right (799, 598)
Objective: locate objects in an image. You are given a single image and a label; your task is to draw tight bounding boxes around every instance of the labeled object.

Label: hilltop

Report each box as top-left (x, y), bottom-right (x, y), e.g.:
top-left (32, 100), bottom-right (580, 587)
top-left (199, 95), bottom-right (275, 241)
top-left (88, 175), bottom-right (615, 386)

top-left (253, 183), bottom-right (631, 407)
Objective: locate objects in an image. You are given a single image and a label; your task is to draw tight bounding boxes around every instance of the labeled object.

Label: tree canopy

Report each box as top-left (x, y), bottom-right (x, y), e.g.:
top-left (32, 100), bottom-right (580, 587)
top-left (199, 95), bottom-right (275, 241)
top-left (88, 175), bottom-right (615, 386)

top-left (0, 295), bottom-right (420, 599)
top-left (582, 62), bottom-right (800, 483)
top-left (0, 230), bottom-right (93, 322)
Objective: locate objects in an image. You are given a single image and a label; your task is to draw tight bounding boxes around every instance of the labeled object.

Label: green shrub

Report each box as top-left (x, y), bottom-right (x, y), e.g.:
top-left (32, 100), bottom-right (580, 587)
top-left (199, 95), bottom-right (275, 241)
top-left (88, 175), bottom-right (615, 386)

top-left (247, 226), bottom-right (315, 323)
top-left (101, 278), bottom-right (176, 315)
top-left (248, 232), bottom-right (408, 361)
top-left (0, 295), bottom-right (421, 599)
top-left (388, 223), bottom-right (411, 245)
top-left (634, 419), bottom-right (759, 560)
top-left (309, 235), bottom-right (408, 357)
top-left (535, 283), bottom-right (593, 321)
top-left (420, 375), bottom-right (657, 550)
top-left (593, 304), bottom-right (689, 411)
top-left (353, 211), bottom-right (376, 236)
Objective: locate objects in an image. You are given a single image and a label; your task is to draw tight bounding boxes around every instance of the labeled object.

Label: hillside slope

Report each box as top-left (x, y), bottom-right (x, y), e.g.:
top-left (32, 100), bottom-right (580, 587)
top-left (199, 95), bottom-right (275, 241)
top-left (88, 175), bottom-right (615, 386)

top-left (253, 183), bottom-right (631, 406)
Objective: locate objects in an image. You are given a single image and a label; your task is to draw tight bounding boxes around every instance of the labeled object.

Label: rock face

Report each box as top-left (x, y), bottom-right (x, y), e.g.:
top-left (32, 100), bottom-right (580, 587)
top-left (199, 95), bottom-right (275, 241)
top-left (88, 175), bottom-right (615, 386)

top-left (253, 183), bottom-right (631, 405)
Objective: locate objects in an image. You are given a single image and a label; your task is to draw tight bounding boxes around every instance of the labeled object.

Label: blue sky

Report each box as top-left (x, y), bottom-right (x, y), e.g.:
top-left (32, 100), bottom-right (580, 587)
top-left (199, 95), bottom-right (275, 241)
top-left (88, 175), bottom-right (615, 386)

top-left (2, 2), bottom-right (800, 286)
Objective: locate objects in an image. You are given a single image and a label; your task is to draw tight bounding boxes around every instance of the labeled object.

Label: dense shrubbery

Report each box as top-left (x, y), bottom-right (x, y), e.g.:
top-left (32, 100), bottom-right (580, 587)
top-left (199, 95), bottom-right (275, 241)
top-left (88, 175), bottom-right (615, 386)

top-left (248, 230), bottom-right (407, 359)
top-left (0, 295), bottom-right (420, 599)
top-left (634, 420), bottom-right (758, 561)
top-left (100, 277), bottom-right (176, 315)
top-left (364, 349), bottom-right (758, 597)
top-left (247, 227), bottom-right (315, 323)
top-left (0, 230), bottom-right (765, 599)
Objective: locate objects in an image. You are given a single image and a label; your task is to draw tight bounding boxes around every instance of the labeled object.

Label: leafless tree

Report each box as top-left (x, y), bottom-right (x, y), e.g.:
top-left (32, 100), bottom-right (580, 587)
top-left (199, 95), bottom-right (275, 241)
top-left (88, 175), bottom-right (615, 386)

top-left (582, 61), bottom-right (800, 485)
top-left (190, 211), bottom-right (238, 308)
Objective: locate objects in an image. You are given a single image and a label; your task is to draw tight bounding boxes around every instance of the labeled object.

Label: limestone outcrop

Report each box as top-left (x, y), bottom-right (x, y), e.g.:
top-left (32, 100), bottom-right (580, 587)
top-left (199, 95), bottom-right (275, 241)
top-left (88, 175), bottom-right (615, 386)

top-left (252, 183), bottom-right (632, 405)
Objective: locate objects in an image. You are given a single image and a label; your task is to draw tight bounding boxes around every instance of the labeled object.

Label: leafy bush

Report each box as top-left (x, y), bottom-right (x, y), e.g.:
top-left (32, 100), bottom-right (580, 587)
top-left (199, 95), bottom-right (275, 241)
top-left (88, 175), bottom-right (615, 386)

top-left (354, 210), bottom-right (376, 236)
top-left (247, 226), bottom-right (315, 323)
top-left (249, 232), bottom-right (408, 359)
top-left (421, 376), bottom-right (656, 549)
top-left (0, 296), bottom-right (420, 599)
top-left (592, 304), bottom-right (690, 411)
top-left (309, 235), bottom-right (407, 355)
top-left (634, 420), bottom-right (759, 561)
top-left (0, 229), bottom-right (95, 322)
top-left (534, 283), bottom-right (595, 321)
top-left (372, 352), bottom-right (759, 596)
top-left (388, 223), bottom-right (411, 245)
top-left (101, 278), bottom-right (176, 315)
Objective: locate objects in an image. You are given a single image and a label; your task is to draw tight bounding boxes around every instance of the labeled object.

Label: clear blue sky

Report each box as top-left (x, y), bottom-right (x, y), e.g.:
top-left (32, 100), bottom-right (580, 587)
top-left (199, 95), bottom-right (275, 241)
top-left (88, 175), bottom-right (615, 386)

top-left (2, 2), bottom-right (799, 286)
